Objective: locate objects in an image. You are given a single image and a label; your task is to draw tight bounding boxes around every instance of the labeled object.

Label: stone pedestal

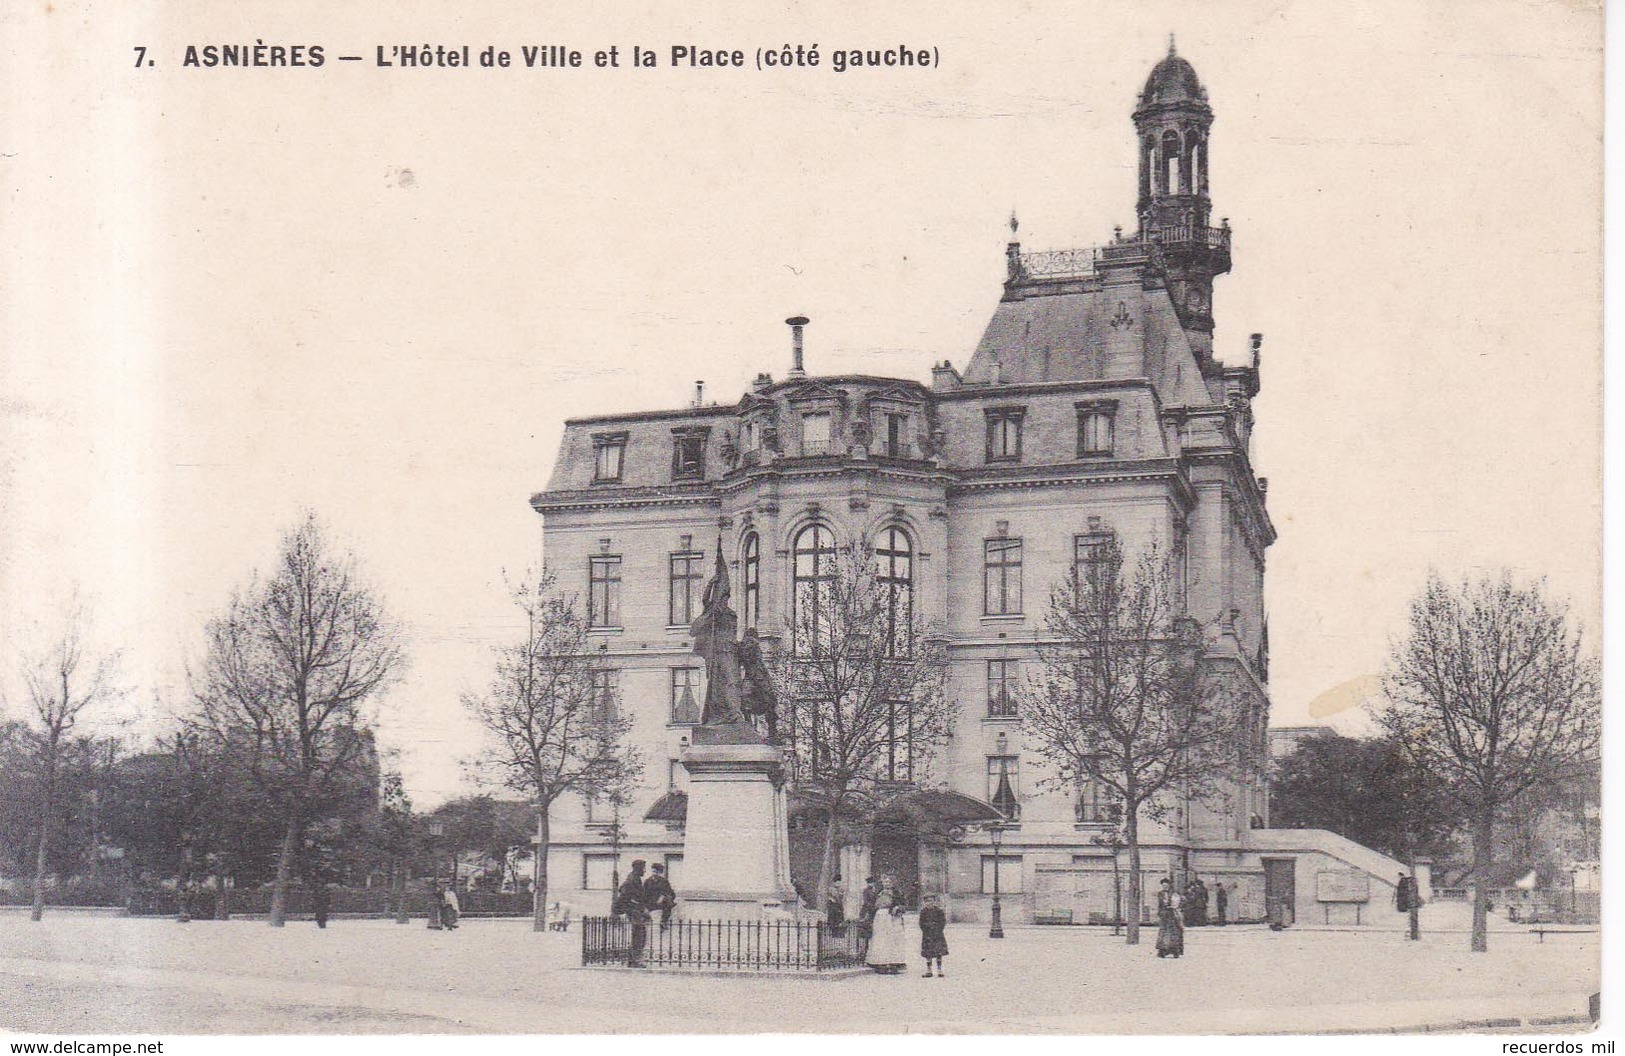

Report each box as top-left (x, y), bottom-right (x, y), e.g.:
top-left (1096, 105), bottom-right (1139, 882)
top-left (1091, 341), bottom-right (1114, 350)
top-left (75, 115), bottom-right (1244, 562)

top-left (678, 733), bottom-right (800, 920)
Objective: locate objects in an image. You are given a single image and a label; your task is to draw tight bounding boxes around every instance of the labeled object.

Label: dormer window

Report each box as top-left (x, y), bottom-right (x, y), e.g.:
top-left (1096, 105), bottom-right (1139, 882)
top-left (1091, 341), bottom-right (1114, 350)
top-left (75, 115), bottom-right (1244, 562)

top-left (592, 432), bottom-right (627, 483)
top-left (886, 413), bottom-right (909, 458)
top-left (985, 407), bottom-right (1025, 462)
top-left (801, 412), bottom-right (832, 456)
top-left (1077, 401), bottom-right (1117, 458)
top-left (671, 427), bottom-right (709, 480)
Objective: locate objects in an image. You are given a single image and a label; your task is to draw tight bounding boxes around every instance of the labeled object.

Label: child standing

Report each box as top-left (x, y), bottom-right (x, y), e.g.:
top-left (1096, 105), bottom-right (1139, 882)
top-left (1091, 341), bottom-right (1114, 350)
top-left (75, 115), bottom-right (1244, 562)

top-left (919, 894), bottom-right (949, 977)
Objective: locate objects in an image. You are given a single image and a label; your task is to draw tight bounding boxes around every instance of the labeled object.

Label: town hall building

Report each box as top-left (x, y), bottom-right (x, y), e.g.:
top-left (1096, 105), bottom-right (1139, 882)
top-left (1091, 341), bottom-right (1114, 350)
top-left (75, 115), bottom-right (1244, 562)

top-left (531, 45), bottom-right (1411, 927)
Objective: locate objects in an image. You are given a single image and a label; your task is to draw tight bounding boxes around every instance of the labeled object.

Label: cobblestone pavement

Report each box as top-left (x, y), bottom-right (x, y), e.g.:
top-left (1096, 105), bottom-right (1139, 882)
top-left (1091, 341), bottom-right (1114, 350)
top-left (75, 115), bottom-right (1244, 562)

top-left (0, 915), bottom-right (1598, 1035)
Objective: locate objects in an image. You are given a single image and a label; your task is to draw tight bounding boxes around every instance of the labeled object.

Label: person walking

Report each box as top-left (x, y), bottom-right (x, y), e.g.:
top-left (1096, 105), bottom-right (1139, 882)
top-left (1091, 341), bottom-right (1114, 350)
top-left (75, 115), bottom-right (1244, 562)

top-left (615, 860), bottom-right (650, 966)
top-left (1155, 878), bottom-right (1185, 959)
top-left (440, 881), bottom-right (461, 930)
top-left (864, 876), bottom-right (908, 975)
top-left (1215, 881), bottom-right (1229, 926)
top-left (644, 863), bottom-right (677, 931)
top-left (826, 875), bottom-right (846, 929)
top-left (918, 894), bottom-right (948, 978)
top-left (857, 876), bottom-right (880, 956)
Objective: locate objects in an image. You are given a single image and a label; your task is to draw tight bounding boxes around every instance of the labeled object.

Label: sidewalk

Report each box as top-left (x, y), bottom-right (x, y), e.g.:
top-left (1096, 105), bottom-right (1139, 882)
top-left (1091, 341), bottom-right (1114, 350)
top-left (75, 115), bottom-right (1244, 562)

top-left (0, 916), bottom-right (1599, 1035)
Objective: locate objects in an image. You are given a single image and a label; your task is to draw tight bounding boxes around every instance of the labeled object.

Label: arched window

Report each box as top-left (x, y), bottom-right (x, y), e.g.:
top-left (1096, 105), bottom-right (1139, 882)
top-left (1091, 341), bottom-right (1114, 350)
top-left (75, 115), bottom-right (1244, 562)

top-left (1140, 135), bottom-right (1155, 200)
top-left (792, 524), bottom-right (836, 654)
top-left (1161, 130), bottom-right (1182, 195)
top-left (741, 532), bottom-right (761, 629)
top-left (875, 527), bottom-right (914, 657)
top-left (1190, 136), bottom-right (1207, 195)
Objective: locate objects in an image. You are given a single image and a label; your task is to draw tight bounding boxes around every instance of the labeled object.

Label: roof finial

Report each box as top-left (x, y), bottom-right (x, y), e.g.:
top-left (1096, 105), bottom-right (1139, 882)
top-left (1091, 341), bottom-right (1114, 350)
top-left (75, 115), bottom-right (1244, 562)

top-left (1168, 32), bottom-right (1177, 55)
top-left (1008, 209), bottom-right (1019, 237)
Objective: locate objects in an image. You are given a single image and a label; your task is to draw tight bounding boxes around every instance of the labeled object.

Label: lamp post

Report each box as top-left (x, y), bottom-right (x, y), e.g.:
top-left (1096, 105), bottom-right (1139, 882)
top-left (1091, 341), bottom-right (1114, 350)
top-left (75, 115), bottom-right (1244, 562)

top-left (988, 819), bottom-right (1007, 939)
top-left (427, 820), bottom-right (445, 930)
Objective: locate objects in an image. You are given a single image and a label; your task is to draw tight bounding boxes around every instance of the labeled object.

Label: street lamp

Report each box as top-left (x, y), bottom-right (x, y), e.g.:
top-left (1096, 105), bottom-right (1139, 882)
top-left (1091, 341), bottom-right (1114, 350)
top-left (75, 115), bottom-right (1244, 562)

top-left (427, 820), bottom-right (445, 930)
top-left (988, 819), bottom-right (1007, 939)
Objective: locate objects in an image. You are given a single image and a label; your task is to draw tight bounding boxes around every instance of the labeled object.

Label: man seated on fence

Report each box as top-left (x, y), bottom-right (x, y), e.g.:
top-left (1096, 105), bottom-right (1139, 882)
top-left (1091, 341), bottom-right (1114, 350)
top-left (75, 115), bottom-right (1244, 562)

top-left (644, 864), bottom-right (677, 931)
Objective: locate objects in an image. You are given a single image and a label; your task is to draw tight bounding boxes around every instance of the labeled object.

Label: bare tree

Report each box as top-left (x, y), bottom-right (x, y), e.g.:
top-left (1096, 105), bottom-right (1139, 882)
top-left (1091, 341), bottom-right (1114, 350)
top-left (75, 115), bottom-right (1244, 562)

top-left (464, 571), bottom-right (641, 932)
top-left (15, 603), bottom-right (122, 921)
top-left (1376, 572), bottom-right (1600, 952)
top-left (778, 537), bottom-right (952, 911)
top-left (1020, 538), bottom-right (1253, 945)
top-left (192, 513), bottom-right (403, 927)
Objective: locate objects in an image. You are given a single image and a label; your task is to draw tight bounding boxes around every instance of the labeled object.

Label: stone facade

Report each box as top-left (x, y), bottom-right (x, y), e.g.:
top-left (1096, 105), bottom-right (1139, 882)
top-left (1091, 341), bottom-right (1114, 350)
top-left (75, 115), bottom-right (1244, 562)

top-left (528, 46), bottom-right (1384, 926)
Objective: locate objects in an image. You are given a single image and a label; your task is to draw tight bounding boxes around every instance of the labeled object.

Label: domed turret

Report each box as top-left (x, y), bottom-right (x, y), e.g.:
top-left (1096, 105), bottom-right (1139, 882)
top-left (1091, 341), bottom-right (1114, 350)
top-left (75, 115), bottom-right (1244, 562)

top-left (1138, 47), bottom-right (1208, 109)
top-left (1132, 38), bottom-right (1229, 342)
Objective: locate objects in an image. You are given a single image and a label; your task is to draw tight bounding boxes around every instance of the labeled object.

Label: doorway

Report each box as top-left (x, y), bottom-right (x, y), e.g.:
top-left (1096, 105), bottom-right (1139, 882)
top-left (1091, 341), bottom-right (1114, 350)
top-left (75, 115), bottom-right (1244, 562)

top-left (869, 813), bottom-right (922, 907)
top-left (1263, 858), bottom-right (1296, 926)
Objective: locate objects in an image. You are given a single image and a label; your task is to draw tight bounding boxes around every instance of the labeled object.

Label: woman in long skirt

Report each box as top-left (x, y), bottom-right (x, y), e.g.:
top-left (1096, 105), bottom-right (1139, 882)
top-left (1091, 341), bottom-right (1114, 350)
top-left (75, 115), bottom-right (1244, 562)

top-left (1155, 878), bottom-right (1184, 959)
top-left (865, 877), bottom-right (909, 974)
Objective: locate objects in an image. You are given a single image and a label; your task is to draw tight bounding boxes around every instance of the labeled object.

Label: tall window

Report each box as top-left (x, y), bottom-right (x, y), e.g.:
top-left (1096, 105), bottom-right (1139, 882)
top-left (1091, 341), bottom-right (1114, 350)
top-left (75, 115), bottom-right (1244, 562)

top-left (875, 527), bottom-right (913, 657)
top-left (741, 532), bottom-right (761, 628)
top-left (592, 432), bottom-right (627, 482)
top-left (793, 524), bottom-right (836, 654)
top-left (985, 408), bottom-right (1024, 462)
top-left (588, 555), bottom-right (622, 627)
top-left (987, 659), bottom-right (1018, 717)
top-left (984, 537), bottom-right (1023, 616)
top-left (802, 412), bottom-right (832, 455)
top-left (1077, 403), bottom-right (1115, 457)
top-left (589, 669), bottom-right (617, 725)
top-left (885, 699), bottom-right (914, 783)
top-left (670, 668), bottom-right (702, 725)
top-left (1075, 779), bottom-right (1117, 824)
top-left (671, 428), bottom-right (707, 479)
top-left (669, 549), bottom-right (704, 625)
top-left (1074, 532), bottom-right (1114, 587)
top-left (987, 755), bottom-right (1020, 819)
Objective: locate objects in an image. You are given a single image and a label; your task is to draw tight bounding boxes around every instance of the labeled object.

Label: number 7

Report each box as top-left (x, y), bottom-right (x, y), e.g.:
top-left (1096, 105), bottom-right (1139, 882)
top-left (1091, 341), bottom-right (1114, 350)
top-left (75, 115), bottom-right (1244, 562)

top-left (133, 46), bottom-right (147, 67)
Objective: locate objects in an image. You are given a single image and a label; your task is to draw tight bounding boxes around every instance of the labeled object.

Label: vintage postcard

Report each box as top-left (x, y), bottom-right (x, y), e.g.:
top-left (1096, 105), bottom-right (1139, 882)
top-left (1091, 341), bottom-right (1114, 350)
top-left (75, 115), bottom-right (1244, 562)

top-left (0, 0), bottom-right (1604, 1047)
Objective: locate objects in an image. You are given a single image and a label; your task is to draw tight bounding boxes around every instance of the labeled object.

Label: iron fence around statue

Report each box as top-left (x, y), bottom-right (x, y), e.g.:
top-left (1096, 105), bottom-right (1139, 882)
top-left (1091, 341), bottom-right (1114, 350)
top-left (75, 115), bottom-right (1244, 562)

top-left (581, 916), bottom-right (865, 972)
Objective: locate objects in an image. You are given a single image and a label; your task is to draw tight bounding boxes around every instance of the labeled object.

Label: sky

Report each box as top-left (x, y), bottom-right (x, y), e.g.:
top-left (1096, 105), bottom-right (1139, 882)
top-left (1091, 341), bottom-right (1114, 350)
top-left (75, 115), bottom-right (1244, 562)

top-left (0, 0), bottom-right (1602, 807)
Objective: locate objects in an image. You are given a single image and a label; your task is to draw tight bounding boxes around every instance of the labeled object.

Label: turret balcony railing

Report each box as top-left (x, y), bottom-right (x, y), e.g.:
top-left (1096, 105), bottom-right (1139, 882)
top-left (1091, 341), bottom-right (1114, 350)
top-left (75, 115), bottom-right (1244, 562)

top-left (1014, 225), bottom-right (1229, 281)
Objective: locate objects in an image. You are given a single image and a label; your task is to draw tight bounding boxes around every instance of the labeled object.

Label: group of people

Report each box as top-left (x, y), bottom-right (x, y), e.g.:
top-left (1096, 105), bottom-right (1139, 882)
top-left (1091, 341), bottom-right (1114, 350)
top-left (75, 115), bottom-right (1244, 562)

top-left (613, 859), bottom-right (678, 967)
top-left (1178, 876), bottom-right (1233, 928)
top-left (850, 875), bottom-right (950, 978)
top-left (1154, 875), bottom-right (1235, 958)
top-left (430, 879), bottom-right (460, 930)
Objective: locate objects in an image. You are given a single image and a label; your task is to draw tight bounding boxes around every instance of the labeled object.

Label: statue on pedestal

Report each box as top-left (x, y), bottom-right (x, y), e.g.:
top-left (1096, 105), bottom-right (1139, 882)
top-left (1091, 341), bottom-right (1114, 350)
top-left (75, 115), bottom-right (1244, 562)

top-left (689, 538), bottom-right (779, 743)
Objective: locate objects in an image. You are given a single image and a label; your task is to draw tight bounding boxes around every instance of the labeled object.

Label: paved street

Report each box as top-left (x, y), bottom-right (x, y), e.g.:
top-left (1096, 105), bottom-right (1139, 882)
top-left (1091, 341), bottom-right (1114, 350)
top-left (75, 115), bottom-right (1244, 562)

top-left (0, 915), bottom-right (1598, 1035)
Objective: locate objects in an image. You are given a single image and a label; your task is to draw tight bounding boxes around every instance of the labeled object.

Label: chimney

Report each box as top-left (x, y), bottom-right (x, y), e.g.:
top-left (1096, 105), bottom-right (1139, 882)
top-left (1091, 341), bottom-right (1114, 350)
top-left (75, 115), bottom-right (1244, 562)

top-left (785, 316), bottom-right (809, 379)
top-left (693, 380), bottom-right (705, 407)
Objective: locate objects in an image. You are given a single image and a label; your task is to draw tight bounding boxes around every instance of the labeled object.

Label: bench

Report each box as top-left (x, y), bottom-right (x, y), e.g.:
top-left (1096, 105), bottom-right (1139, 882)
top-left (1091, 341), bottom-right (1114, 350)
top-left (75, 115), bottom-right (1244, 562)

top-left (1033, 909), bottom-right (1074, 926)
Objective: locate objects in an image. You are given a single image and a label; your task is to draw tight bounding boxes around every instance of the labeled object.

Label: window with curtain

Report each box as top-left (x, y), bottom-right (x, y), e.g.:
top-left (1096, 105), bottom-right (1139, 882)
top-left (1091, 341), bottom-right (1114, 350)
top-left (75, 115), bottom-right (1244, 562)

top-left (987, 659), bottom-right (1018, 717)
top-left (669, 549), bottom-right (704, 625)
top-left (987, 755), bottom-right (1020, 819)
